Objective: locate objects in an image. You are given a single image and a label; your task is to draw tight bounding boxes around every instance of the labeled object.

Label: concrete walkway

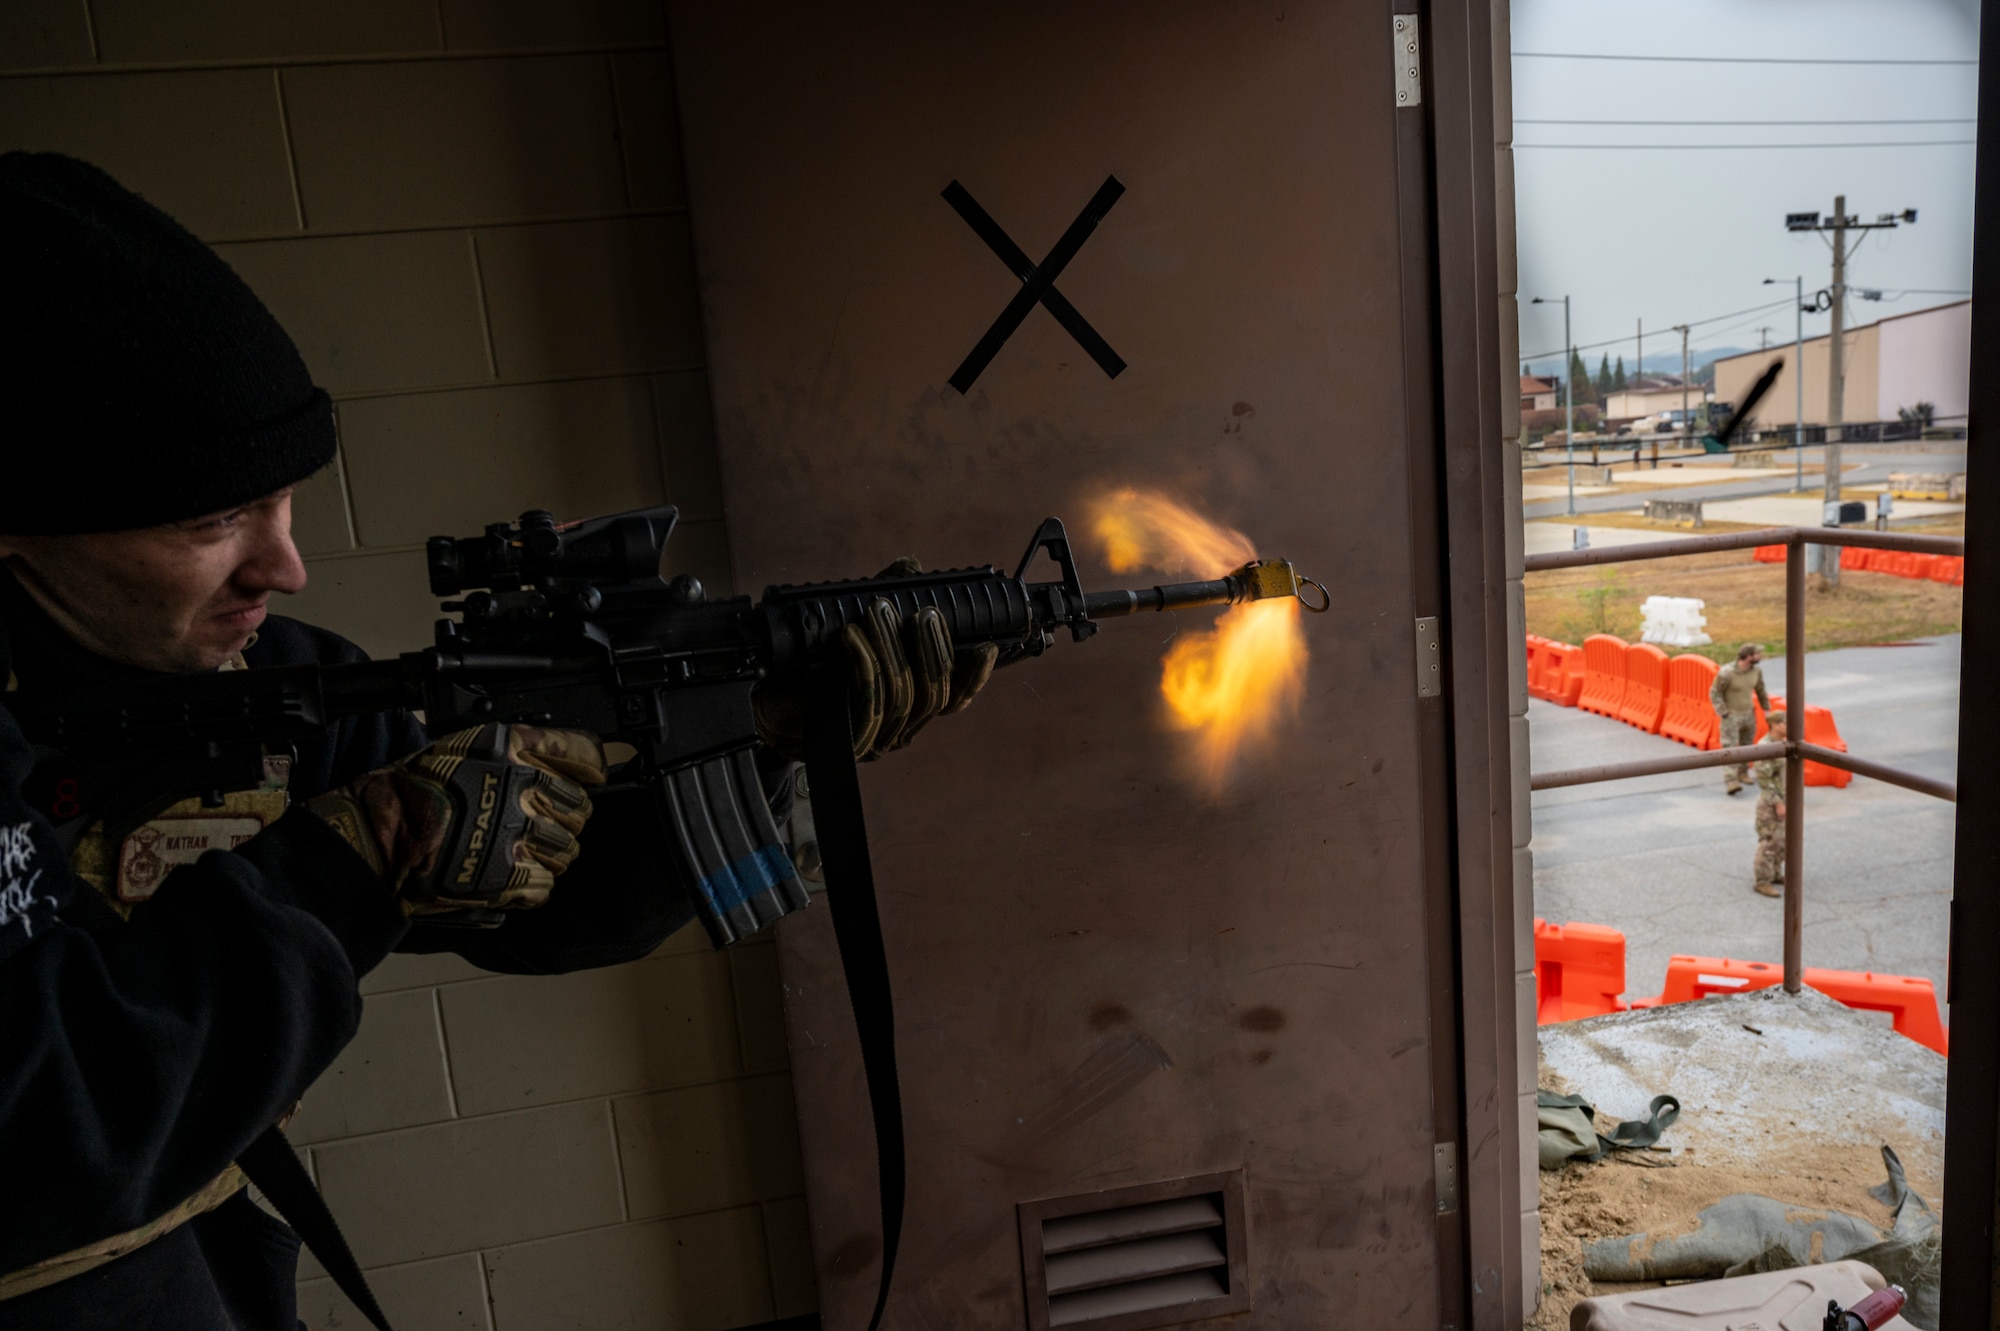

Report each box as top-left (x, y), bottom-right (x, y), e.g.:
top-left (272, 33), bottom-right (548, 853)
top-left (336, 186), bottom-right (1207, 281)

top-left (1529, 636), bottom-right (1959, 1013)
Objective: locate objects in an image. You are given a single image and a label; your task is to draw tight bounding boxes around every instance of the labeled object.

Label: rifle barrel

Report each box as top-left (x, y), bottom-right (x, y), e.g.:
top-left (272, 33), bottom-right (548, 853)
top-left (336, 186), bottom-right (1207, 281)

top-left (1080, 558), bottom-right (1320, 620)
top-left (1083, 579), bottom-right (1237, 618)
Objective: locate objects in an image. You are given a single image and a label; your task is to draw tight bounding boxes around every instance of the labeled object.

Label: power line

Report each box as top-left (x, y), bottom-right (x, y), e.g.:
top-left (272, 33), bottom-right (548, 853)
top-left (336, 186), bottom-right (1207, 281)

top-left (1516, 140), bottom-right (1974, 149)
top-left (1523, 291), bottom-right (1970, 368)
top-left (1521, 298), bottom-right (1796, 361)
top-left (1517, 117), bottom-right (1973, 126)
top-left (1514, 51), bottom-right (1976, 66)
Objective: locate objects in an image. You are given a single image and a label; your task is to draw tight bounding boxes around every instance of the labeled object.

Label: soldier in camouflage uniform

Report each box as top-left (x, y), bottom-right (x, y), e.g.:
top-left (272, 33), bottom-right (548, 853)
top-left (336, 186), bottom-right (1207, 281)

top-left (1711, 642), bottom-right (1771, 795)
top-left (1752, 712), bottom-right (1787, 898)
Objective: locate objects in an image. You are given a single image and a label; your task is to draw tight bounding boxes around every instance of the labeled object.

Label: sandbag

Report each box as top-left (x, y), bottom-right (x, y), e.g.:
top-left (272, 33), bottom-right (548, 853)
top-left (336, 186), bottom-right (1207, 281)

top-left (1583, 1145), bottom-right (1939, 1330)
top-left (1537, 1089), bottom-right (1680, 1170)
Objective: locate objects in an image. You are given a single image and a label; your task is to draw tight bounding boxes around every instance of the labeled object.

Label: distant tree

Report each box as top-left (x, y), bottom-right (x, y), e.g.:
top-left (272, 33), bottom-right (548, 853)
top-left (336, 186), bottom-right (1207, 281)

top-left (1523, 362), bottom-right (1531, 377)
top-left (1568, 349), bottom-right (1594, 405)
top-left (1898, 401), bottom-right (1936, 426)
top-left (1613, 355), bottom-right (1628, 392)
top-left (1595, 353), bottom-right (1613, 400)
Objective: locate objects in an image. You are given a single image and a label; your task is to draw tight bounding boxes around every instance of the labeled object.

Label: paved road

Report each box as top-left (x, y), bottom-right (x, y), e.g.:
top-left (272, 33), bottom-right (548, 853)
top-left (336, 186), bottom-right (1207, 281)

top-left (1529, 635), bottom-right (1959, 1014)
top-left (1521, 446), bottom-right (1965, 521)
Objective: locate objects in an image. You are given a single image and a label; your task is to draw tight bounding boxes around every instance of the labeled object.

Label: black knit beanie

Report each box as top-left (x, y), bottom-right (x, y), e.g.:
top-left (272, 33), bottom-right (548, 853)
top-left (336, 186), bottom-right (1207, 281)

top-left (0, 152), bottom-right (334, 534)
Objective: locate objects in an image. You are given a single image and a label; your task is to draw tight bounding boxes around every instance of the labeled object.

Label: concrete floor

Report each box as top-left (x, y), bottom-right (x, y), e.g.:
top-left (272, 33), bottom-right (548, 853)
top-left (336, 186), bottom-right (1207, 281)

top-left (1529, 635), bottom-right (1960, 1013)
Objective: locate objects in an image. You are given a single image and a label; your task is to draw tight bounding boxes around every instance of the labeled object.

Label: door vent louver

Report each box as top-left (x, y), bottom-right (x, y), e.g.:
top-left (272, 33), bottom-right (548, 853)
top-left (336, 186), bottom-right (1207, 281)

top-left (1019, 1171), bottom-right (1250, 1331)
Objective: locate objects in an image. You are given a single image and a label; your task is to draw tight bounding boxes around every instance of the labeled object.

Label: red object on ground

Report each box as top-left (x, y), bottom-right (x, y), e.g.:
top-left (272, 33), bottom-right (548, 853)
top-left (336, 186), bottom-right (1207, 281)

top-left (1754, 544), bottom-right (1786, 563)
top-left (1578, 634), bottom-right (1629, 719)
top-left (1755, 697), bottom-right (1852, 787)
top-left (1842, 545), bottom-right (1868, 571)
top-left (1833, 1284), bottom-right (1909, 1330)
top-left (1533, 918), bottom-right (1629, 1023)
top-left (1619, 643), bottom-right (1670, 734)
top-left (1659, 654), bottom-right (1721, 750)
top-left (1634, 953), bottom-right (1948, 1055)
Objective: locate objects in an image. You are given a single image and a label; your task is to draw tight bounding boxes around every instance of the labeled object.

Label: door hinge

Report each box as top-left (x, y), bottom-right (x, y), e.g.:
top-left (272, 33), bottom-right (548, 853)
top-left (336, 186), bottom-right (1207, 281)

top-left (1393, 15), bottom-right (1422, 108)
top-left (1415, 616), bottom-right (1442, 698)
top-left (1434, 1141), bottom-right (1459, 1213)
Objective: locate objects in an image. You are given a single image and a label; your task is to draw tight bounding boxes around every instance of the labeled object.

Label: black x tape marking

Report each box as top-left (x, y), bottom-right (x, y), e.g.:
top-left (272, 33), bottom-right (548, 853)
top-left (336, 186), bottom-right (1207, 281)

top-left (943, 175), bottom-right (1127, 393)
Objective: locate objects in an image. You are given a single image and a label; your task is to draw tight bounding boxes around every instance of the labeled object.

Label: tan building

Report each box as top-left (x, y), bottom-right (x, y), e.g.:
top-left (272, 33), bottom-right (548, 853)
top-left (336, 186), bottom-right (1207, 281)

top-left (1602, 379), bottom-right (1706, 423)
top-left (1521, 373), bottom-right (1558, 411)
top-left (1713, 299), bottom-right (1970, 430)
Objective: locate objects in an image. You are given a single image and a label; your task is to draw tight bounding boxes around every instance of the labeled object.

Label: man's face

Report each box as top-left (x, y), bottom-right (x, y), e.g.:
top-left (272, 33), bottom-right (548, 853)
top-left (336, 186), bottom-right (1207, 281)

top-left (0, 488), bottom-right (306, 672)
top-left (1746, 650), bottom-right (1764, 669)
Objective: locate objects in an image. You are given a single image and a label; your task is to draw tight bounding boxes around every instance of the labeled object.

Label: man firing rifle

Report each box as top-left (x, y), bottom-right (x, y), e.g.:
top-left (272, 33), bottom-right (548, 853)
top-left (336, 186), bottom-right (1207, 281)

top-left (0, 152), bottom-right (986, 1331)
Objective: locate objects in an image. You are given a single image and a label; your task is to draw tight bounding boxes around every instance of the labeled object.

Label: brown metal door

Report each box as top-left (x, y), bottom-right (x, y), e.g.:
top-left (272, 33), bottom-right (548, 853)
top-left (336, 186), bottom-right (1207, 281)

top-left (667, 3), bottom-right (1495, 1325)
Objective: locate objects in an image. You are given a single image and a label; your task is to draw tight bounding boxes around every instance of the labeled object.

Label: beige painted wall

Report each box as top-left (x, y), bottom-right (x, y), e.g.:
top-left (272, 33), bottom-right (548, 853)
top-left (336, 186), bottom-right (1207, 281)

top-left (0, 4), bottom-right (813, 1328)
top-left (1715, 323), bottom-right (1881, 430)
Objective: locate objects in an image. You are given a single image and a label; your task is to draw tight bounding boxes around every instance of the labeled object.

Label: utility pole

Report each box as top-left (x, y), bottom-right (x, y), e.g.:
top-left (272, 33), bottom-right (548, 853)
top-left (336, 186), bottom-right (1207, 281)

top-left (1758, 326), bottom-right (1773, 351)
top-left (1766, 275), bottom-right (1807, 492)
top-left (1533, 295), bottom-right (1574, 514)
top-left (1794, 276), bottom-right (1804, 491)
top-left (1637, 318), bottom-right (1656, 467)
top-left (1785, 198), bottom-right (1916, 587)
top-left (1675, 324), bottom-right (1690, 452)
top-left (1827, 195), bottom-right (1848, 539)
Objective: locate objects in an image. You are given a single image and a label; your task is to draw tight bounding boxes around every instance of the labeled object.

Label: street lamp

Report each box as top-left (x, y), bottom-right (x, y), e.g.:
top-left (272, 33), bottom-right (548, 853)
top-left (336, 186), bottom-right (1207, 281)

top-left (1531, 295), bottom-right (1574, 516)
top-left (1762, 276), bottom-right (1806, 492)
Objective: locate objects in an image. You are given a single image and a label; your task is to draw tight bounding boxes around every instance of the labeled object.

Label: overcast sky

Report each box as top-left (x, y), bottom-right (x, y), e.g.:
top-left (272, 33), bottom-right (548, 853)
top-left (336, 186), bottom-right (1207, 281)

top-left (1512, 0), bottom-right (1979, 379)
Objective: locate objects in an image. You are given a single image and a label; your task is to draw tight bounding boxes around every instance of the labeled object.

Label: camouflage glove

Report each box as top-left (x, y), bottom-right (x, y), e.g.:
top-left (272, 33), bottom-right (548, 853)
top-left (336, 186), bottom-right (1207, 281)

top-left (305, 724), bottom-right (606, 916)
top-left (754, 557), bottom-right (1000, 762)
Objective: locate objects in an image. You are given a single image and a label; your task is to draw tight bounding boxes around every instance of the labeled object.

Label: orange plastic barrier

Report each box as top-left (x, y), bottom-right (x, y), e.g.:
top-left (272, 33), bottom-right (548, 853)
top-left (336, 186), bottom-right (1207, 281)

top-left (1841, 545), bottom-right (1869, 571)
top-left (1658, 654), bottom-right (1721, 750)
top-left (1756, 697), bottom-right (1852, 787)
top-left (1753, 544), bottom-right (1786, 563)
top-left (1525, 635), bottom-right (1557, 701)
top-left (1634, 953), bottom-right (1947, 1055)
top-left (1545, 642), bottom-right (1585, 707)
top-left (1619, 643), bottom-right (1669, 734)
top-left (1929, 555), bottom-right (1965, 586)
top-left (1533, 918), bottom-right (1629, 1023)
top-left (1805, 966), bottom-right (1949, 1055)
top-left (1634, 954), bottom-right (1781, 1006)
top-left (1578, 634), bottom-right (1629, 720)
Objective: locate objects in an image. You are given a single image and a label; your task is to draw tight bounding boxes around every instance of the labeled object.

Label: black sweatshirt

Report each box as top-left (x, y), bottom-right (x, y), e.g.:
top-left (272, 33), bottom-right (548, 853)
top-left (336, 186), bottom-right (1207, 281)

top-left (0, 578), bottom-right (715, 1329)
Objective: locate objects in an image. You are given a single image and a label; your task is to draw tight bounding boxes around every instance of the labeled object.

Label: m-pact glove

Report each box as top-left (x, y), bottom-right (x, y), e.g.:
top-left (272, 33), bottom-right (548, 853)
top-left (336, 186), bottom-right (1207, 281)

top-left (753, 556), bottom-right (1000, 762)
top-left (305, 723), bottom-right (607, 915)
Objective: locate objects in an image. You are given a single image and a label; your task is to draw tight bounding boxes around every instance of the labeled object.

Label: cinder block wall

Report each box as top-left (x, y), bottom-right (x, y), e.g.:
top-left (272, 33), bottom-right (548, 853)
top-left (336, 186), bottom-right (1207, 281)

top-left (1490, 0), bottom-right (1539, 1312)
top-left (0, 5), bottom-right (815, 1328)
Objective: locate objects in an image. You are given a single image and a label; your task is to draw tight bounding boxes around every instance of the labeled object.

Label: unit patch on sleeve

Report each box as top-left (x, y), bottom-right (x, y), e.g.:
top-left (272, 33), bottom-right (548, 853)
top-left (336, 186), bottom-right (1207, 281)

top-left (0, 820), bottom-right (56, 947)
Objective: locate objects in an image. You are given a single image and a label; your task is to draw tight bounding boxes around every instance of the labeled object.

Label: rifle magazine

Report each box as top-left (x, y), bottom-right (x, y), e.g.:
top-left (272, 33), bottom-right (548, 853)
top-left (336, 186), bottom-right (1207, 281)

top-left (660, 750), bottom-right (810, 948)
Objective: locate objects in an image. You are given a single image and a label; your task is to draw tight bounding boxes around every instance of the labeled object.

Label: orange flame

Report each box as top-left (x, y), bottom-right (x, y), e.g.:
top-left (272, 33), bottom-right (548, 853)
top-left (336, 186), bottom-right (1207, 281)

top-left (1089, 488), bottom-right (1308, 790)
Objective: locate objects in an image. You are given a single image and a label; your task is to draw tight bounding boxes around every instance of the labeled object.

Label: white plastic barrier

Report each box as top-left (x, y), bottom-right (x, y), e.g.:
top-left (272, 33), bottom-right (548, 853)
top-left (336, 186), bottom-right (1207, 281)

top-left (1639, 595), bottom-right (1711, 648)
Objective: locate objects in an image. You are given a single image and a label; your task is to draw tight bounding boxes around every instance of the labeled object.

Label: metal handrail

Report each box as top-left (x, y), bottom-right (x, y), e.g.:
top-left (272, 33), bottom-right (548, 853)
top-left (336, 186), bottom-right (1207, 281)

top-left (1524, 525), bottom-right (1964, 992)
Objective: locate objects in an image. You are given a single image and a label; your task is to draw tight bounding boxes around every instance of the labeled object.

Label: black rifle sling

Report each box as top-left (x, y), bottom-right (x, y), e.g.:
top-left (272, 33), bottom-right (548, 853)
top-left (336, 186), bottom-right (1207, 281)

top-left (238, 1125), bottom-right (396, 1331)
top-left (802, 684), bottom-right (904, 1331)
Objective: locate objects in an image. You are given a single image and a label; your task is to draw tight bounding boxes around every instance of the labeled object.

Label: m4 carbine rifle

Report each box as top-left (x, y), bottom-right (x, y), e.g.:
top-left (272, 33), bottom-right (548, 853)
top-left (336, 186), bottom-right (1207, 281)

top-left (14, 506), bottom-right (1327, 945)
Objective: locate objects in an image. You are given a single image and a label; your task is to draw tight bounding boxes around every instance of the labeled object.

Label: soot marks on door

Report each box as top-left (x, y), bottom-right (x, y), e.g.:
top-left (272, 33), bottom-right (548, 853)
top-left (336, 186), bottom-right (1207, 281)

top-left (942, 175), bottom-right (1127, 393)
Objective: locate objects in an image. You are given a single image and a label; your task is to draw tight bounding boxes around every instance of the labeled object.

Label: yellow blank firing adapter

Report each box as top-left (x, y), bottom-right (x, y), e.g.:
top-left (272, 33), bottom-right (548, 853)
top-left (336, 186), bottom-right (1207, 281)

top-left (1230, 559), bottom-right (1331, 612)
